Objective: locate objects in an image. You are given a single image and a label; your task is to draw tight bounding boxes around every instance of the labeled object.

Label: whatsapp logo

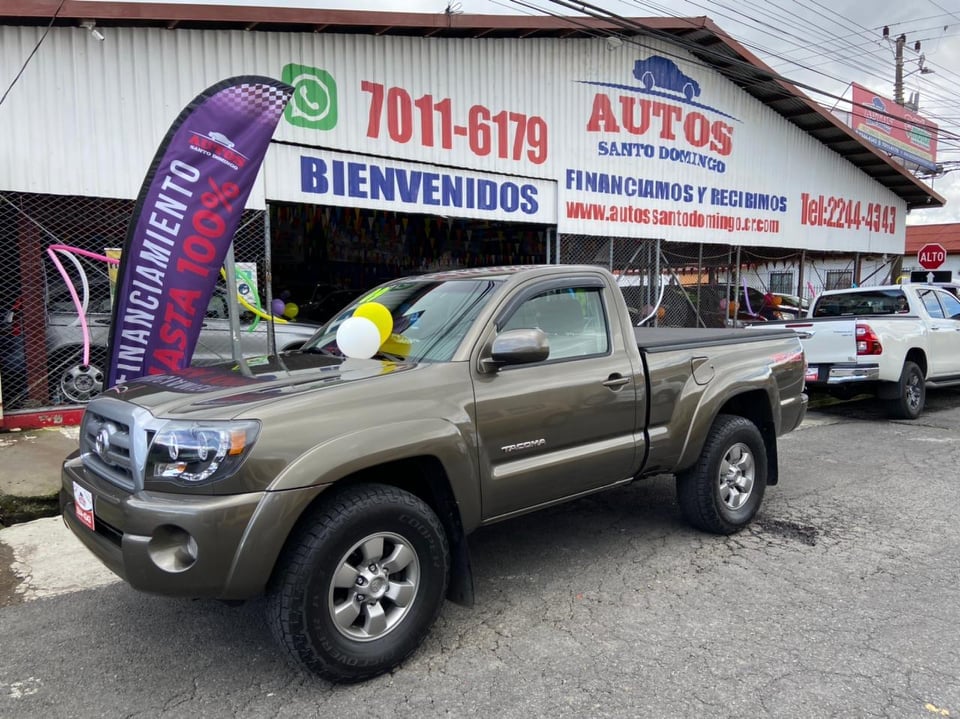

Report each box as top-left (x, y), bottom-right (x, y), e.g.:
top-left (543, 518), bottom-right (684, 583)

top-left (282, 64), bottom-right (338, 131)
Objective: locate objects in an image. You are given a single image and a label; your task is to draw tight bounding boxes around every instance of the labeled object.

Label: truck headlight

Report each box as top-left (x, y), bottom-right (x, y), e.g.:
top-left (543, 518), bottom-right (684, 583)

top-left (147, 420), bottom-right (260, 485)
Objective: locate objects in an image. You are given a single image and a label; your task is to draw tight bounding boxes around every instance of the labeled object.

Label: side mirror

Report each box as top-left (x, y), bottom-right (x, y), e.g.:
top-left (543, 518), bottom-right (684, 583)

top-left (480, 328), bottom-right (549, 372)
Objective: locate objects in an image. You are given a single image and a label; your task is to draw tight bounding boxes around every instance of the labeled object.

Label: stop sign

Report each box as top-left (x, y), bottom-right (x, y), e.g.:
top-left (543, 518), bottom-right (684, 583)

top-left (918, 243), bottom-right (947, 270)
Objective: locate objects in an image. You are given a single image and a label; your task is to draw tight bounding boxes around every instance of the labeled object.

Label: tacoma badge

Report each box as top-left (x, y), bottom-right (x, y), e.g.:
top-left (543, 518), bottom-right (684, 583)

top-left (500, 438), bottom-right (546, 453)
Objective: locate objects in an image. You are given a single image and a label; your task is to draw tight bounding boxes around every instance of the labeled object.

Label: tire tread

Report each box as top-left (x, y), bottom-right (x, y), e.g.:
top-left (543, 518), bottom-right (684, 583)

top-left (266, 483), bottom-right (449, 683)
top-left (676, 414), bottom-right (766, 535)
top-left (885, 360), bottom-right (924, 420)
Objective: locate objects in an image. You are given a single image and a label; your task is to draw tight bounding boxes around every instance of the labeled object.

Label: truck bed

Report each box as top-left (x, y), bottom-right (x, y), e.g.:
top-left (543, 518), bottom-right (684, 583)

top-left (634, 326), bottom-right (798, 353)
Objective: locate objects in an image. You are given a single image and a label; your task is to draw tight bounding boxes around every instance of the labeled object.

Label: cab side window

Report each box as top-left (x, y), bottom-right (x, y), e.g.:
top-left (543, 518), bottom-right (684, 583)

top-left (937, 290), bottom-right (960, 319)
top-left (502, 287), bottom-right (608, 360)
top-left (918, 289), bottom-right (945, 318)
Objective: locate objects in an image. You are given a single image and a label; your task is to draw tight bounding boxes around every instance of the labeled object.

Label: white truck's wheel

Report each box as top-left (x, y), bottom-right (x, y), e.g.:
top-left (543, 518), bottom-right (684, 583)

top-left (885, 361), bottom-right (924, 420)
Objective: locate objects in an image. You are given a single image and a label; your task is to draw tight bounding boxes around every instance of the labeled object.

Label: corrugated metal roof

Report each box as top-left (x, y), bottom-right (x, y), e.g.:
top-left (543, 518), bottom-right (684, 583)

top-left (1, 1), bottom-right (944, 211)
top-left (905, 223), bottom-right (960, 253)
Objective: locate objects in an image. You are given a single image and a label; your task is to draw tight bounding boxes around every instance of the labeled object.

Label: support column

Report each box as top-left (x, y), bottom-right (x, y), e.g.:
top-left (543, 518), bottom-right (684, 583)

top-left (18, 206), bottom-right (49, 404)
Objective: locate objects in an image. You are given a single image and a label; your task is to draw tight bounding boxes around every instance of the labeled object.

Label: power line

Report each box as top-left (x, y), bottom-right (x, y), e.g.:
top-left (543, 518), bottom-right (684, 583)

top-left (614, 0), bottom-right (960, 153)
top-left (515, 0), bottom-right (960, 162)
top-left (925, 0), bottom-right (960, 23)
top-left (0, 0), bottom-right (65, 109)
top-left (504, 0), bottom-right (960, 155)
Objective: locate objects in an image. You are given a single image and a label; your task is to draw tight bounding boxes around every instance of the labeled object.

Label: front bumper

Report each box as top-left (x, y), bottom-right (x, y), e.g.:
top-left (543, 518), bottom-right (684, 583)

top-left (61, 455), bottom-right (325, 599)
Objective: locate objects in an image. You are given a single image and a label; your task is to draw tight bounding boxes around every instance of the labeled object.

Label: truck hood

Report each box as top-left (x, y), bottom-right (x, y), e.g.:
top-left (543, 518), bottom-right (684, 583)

top-left (100, 351), bottom-right (420, 418)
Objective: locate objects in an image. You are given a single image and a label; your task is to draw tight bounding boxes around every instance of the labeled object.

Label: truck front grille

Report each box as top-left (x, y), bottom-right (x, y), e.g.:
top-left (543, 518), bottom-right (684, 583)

top-left (79, 398), bottom-right (150, 491)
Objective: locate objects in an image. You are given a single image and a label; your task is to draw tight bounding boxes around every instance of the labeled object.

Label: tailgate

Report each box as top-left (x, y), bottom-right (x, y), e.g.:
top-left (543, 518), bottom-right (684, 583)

top-left (781, 319), bottom-right (859, 369)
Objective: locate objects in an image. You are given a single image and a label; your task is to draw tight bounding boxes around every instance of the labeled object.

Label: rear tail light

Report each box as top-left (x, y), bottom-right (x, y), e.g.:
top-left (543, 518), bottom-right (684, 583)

top-left (856, 323), bottom-right (882, 355)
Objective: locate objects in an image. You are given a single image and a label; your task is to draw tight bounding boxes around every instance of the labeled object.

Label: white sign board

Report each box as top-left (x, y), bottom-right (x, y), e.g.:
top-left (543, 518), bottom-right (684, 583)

top-left (263, 145), bottom-right (557, 224)
top-left (0, 26), bottom-right (908, 252)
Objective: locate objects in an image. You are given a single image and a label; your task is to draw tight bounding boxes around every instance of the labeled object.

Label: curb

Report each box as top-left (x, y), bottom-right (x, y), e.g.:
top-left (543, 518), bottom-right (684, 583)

top-left (0, 492), bottom-right (61, 529)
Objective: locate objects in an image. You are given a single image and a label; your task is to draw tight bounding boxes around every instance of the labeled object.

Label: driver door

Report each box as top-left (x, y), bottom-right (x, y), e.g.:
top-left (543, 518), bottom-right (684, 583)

top-left (471, 280), bottom-right (640, 520)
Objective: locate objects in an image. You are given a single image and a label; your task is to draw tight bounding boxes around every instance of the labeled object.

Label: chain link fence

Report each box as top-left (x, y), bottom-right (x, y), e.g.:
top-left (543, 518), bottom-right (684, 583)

top-left (0, 192), bottom-right (904, 413)
top-left (0, 191), bottom-right (268, 412)
top-left (554, 234), bottom-right (898, 328)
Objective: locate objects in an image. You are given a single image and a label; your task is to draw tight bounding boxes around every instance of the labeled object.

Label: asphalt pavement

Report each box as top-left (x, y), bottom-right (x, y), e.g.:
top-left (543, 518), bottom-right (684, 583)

top-left (1, 394), bottom-right (960, 717)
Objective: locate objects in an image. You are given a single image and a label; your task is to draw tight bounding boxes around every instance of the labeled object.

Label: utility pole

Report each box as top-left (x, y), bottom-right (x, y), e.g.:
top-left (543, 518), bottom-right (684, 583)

top-left (883, 26), bottom-right (925, 107)
top-left (894, 32), bottom-right (905, 105)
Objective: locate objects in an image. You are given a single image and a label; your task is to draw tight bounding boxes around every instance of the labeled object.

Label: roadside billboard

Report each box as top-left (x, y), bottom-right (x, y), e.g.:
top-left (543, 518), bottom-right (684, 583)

top-left (849, 83), bottom-right (938, 173)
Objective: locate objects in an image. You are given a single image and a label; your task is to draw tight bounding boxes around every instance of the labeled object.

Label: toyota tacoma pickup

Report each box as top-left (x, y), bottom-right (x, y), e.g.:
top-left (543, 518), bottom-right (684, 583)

top-left (750, 283), bottom-right (960, 419)
top-left (61, 265), bottom-right (807, 683)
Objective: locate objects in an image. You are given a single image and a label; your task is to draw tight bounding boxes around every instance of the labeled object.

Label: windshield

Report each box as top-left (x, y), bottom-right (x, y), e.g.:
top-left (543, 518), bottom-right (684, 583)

top-left (302, 278), bottom-right (502, 362)
top-left (812, 290), bottom-right (908, 317)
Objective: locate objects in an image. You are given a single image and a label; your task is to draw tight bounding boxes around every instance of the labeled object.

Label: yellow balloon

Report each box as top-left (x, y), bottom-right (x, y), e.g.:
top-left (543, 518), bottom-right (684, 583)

top-left (283, 302), bottom-right (299, 319)
top-left (354, 302), bottom-right (393, 344)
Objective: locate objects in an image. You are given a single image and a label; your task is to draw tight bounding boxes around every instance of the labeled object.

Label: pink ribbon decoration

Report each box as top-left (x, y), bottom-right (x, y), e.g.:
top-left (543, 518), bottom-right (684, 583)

top-left (45, 244), bottom-right (119, 367)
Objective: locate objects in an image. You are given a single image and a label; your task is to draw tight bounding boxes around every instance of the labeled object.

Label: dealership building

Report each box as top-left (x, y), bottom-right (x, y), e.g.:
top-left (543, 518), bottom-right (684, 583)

top-left (0, 2), bottom-right (945, 425)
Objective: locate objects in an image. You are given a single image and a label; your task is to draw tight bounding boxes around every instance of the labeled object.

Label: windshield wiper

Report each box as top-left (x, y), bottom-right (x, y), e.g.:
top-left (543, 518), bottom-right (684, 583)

top-left (302, 346), bottom-right (338, 356)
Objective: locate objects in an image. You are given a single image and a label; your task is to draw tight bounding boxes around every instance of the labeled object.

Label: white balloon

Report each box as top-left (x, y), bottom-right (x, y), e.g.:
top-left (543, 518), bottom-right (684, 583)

top-left (336, 316), bottom-right (382, 358)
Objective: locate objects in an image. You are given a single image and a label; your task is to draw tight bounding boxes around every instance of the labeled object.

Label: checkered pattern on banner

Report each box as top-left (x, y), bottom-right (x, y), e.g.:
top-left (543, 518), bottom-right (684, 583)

top-left (0, 191), bottom-right (266, 412)
top-left (211, 81), bottom-right (293, 126)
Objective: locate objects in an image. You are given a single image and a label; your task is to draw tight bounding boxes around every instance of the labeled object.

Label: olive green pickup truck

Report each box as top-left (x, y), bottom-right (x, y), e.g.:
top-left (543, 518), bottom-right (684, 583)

top-left (61, 265), bottom-right (807, 683)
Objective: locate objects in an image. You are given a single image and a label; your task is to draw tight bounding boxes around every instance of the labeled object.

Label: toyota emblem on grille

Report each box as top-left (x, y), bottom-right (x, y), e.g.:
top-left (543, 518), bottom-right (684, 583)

top-left (95, 425), bottom-right (114, 461)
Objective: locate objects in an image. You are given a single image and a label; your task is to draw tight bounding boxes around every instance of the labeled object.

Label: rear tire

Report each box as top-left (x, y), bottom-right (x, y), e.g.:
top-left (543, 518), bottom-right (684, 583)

top-left (885, 361), bottom-right (924, 420)
top-left (266, 484), bottom-right (449, 683)
top-left (676, 414), bottom-right (767, 534)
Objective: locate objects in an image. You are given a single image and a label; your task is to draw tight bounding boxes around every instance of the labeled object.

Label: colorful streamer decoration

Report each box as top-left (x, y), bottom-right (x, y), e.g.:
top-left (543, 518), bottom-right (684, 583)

top-left (217, 267), bottom-right (288, 325)
top-left (45, 245), bottom-right (119, 367)
top-left (741, 275), bottom-right (754, 316)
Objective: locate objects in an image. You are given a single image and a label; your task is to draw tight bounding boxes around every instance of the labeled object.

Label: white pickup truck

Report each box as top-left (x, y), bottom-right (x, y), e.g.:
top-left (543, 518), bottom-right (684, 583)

top-left (757, 283), bottom-right (960, 419)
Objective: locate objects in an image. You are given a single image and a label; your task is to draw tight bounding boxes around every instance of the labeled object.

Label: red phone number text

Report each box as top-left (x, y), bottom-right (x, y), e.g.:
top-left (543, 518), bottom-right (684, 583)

top-left (361, 81), bottom-right (548, 164)
top-left (800, 193), bottom-right (897, 234)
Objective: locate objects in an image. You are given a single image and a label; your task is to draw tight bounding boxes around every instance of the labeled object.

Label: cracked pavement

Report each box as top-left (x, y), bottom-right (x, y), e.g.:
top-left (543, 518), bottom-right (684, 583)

top-left (1, 390), bottom-right (959, 717)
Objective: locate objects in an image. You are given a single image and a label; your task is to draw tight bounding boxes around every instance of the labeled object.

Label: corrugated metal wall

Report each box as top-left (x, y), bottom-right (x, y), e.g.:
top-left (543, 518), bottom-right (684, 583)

top-left (0, 24), bottom-right (907, 253)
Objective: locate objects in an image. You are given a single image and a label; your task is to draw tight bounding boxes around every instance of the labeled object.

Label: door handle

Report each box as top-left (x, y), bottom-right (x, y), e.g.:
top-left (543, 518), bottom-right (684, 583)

top-left (602, 374), bottom-right (630, 389)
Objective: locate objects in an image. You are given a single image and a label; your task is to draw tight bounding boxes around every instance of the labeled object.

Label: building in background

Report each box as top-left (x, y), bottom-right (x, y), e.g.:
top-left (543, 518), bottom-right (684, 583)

top-left (0, 4), bottom-right (944, 424)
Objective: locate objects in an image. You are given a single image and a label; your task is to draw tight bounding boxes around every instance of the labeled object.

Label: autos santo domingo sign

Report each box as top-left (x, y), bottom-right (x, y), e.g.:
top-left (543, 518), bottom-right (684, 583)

top-left (259, 33), bottom-right (905, 253)
top-left (917, 242), bottom-right (947, 270)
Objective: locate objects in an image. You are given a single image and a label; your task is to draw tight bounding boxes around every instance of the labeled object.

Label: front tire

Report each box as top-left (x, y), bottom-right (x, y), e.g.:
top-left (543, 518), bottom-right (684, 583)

top-left (885, 360), bottom-right (924, 420)
top-left (267, 484), bottom-right (450, 683)
top-left (676, 414), bottom-right (767, 534)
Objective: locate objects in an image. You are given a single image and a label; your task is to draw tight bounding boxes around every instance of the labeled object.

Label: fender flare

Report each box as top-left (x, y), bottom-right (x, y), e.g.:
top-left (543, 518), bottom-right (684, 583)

top-left (223, 418), bottom-right (480, 601)
top-left (674, 371), bottom-right (779, 475)
top-left (269, 417), bottom-right (482, 531)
